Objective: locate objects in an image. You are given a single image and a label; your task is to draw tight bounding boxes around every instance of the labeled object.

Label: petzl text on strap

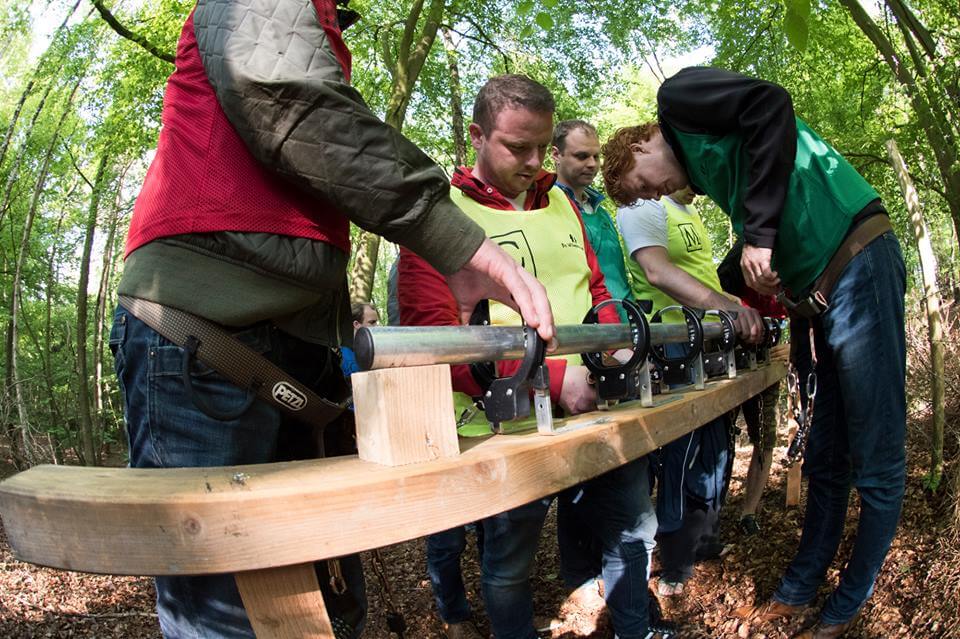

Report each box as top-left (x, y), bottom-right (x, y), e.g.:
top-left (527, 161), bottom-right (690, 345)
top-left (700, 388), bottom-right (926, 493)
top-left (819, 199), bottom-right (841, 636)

top-left (118, 295), bottom-right (345, 428)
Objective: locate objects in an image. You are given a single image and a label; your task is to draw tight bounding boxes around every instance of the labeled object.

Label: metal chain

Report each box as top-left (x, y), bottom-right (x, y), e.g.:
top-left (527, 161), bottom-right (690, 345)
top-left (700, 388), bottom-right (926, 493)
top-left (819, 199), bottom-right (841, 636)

top-left (785, 325), bottom-right (818, 466)
top-left (370, 549), bottom-right (406, 638)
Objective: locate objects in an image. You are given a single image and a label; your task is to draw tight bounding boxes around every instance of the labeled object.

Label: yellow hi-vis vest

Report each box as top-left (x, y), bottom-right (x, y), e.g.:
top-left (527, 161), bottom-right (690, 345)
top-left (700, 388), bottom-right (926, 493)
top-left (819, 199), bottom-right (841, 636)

top-left (451, 186), bottom-right (594, 365)
top-left (626, 197), bottom-right (723, 324)
top-left (450, 186), bottom-right (596, 436)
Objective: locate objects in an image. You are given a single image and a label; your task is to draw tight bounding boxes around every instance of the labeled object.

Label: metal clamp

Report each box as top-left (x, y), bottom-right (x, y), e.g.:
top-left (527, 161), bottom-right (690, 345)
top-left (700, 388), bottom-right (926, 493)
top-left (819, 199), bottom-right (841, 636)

top-left (467, 301), bottom-right (553, 434)
top-left (778, 289), bottom-right (829, 319)
top-left (650, 305), bottom-right (705, 390)
top-left (581, 299), bottom-right (650, 409)
top-left (478, 325), bottom-right (553, 435)
top-left (701, 309), bottom-right (738, 379)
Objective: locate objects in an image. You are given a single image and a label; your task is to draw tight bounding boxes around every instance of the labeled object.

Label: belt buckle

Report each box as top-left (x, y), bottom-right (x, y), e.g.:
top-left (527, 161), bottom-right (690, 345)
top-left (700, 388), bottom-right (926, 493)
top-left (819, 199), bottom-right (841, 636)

top-left (778, 291), bottom-right (829, 318)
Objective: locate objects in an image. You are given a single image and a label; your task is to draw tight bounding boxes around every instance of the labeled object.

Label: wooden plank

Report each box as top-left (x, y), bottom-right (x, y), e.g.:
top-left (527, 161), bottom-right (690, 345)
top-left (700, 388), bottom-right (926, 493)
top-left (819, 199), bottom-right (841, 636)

top-left (353, 364), bottom-right (460, 466)
top-left (0, 363), bottom-right (785, 576)
top-left (236, 562), bottom-right (334, 638)
top-left (785, 419), bottom-right (802, 507)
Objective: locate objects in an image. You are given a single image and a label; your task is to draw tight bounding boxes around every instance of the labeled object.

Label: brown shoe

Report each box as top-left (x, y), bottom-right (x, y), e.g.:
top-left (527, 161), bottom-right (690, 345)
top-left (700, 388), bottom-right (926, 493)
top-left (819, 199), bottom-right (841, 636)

top-left (732, 599), bottom-right (805, 622)
top-left (444, 620), bottom-right (484, 639)
top-left (792, 614), bottom-right (859, 639)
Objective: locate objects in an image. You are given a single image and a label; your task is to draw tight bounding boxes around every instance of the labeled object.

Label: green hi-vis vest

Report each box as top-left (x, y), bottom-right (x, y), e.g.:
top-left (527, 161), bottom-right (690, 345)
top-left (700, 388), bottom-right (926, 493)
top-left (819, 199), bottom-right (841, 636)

top-left (626, 197), bottom-right (722, 324)
top-left (668, 117), bottom-right (880, 292)
top-left (449, 186), bottom-right (596, 436)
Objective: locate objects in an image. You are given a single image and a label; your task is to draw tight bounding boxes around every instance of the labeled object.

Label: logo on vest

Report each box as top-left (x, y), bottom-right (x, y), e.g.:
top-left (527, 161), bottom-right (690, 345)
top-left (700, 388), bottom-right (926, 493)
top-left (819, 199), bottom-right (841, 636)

top-left (272, 382), bottom-right (307, 411)
top-left (491, 229), bottom-right (537, 276)
top-left (677, 223), bottom-right (703, 252)
top-left (560, 233), bottom-right (582, 251)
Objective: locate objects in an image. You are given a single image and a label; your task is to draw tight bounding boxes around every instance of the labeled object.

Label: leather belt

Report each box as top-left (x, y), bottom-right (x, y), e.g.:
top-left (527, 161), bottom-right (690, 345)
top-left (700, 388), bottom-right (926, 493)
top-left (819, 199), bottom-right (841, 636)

top-left (779, 214), bottom-right (893, 319)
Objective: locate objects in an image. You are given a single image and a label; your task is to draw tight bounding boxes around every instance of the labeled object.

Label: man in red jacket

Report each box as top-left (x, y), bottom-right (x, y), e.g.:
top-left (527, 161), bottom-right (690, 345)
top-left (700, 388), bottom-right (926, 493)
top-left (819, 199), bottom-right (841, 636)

top-left (399, 75), bottom-right (664, 639)
top-left (111, 3), bottom-right (554, 638)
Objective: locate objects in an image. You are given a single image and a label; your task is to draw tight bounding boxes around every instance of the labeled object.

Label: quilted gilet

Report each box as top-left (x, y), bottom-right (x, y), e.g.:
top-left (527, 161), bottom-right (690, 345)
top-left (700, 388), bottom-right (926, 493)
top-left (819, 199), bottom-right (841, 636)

top-left (124, 1), bottom-right (352, 257)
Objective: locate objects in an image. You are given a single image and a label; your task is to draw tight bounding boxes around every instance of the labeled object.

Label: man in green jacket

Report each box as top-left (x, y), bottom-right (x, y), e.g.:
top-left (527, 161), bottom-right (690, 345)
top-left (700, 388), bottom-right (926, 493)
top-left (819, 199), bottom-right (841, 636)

top-left (601, 67), bottom-right (905, 639)
top-left (552, 120), bottom-right (633, 308)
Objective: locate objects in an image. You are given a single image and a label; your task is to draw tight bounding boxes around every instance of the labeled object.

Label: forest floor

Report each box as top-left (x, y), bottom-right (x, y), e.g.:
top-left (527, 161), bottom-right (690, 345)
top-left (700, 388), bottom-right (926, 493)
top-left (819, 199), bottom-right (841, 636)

top-left (1, 427), bottom-right (959, 638)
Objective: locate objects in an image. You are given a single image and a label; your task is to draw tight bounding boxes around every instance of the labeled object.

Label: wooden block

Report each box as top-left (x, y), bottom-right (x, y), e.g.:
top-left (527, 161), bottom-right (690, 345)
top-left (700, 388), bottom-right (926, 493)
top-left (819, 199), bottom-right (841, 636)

top-left (352, 364), bottom-right (460, 466)
top-left (785, 419), bottom-right (802, 507)
top-left (236, 562), bottom-right (334, 638)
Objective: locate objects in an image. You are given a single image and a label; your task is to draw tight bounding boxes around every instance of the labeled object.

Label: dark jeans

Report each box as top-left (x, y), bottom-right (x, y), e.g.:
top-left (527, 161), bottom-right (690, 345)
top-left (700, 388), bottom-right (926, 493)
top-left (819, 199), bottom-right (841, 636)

top-left (656, 499), bottom-right (716, 583)
top-left (110, 307), bottom-right (366, 638)
top-left (558, 457), bottom-right (658, 638)
top-left (480, 497), bottom-right (554, 639)
top-left (426, 524), bottom-right (484, 624)
top-left (773, 231), bottom-right (906, 625)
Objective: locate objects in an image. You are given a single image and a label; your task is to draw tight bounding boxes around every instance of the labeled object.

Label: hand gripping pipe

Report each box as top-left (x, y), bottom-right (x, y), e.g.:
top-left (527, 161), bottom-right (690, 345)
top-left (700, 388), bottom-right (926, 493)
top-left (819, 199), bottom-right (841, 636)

top-left (354, 322), bottom-right (729, 372)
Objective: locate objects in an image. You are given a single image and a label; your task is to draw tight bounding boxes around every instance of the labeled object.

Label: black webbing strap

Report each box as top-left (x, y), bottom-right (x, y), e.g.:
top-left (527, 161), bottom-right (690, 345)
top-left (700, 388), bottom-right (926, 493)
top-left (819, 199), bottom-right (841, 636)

top-left (118, 295), bottom-right (345, 428)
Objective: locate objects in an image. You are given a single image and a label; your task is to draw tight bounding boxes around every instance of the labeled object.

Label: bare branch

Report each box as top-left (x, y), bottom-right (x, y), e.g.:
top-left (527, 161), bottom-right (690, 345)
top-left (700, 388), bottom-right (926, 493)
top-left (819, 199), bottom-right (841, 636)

top-left (89, 0), bottom-right (174, 64)
top-left (448, 14), bottom-right (512, 72)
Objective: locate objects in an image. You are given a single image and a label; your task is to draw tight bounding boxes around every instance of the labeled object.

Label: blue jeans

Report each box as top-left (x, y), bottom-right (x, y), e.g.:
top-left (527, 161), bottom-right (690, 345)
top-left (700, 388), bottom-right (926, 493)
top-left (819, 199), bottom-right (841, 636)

top-left (426, 525), bottom-right (484, 624)
top-left (478, 497), bottom-right (553, 639)
top-left (558, 457), bottom-right (658, 638)
top-left (773, 231), bottom-right (906, 625)
top-left (110, 307), bottom-right (366, 638)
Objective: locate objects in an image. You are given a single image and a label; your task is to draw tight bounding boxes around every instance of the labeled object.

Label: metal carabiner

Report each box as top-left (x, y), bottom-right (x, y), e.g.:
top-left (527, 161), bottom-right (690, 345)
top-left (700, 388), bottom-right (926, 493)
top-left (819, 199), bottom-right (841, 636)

top-left (806, 372), bottom-right (818, 400)
top-left (787, 369), bottom-right (800, 393)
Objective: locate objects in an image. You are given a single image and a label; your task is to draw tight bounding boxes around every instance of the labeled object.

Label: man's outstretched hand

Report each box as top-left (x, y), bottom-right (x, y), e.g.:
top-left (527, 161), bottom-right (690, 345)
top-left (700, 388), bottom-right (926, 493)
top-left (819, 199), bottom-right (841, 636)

top-left (445, 238), bottom-right (556, 343)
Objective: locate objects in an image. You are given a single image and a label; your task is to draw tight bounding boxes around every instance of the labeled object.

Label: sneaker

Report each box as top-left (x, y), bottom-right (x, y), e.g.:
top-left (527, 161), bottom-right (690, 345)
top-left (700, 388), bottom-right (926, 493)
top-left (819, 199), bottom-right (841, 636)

top-left (644, 617), bottom-right (678, 638)
top-left (739, 514), bottom-right (761, 536)
top-left (444, 620), bottom-right (484, 639)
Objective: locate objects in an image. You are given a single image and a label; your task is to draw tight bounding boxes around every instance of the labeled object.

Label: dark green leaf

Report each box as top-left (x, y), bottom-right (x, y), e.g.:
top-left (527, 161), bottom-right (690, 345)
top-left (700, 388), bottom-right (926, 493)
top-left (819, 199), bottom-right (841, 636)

top-left (535, 11), bottom-right (554, 31)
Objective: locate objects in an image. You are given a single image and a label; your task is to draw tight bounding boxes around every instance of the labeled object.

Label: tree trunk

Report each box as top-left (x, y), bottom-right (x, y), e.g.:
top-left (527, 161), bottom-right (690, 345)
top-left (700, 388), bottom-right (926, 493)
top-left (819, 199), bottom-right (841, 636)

top-left (0, 80), bottom-right (34, 172)
top-left (93, 165), bottom-right (128, 448)
top-left (887, 139), bottom-right (945, 491)
top-left (76, 155), bottom-right (110, 466)
top-left (442, 27), bottom-right (467, 167)
top-left (349, 0), bottom-right (447, 303)
top-left (41, 202), bottom-right (73, 464)
top-left (89, 0), bottom-right (174, 63)
top-left (0, 0), bottom-right (82, 174)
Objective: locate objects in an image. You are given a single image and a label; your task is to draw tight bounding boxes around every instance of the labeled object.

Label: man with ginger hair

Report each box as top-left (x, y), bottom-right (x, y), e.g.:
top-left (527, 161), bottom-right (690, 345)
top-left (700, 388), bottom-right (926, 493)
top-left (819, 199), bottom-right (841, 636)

top-left (601, 66), bottom-right (905, 639)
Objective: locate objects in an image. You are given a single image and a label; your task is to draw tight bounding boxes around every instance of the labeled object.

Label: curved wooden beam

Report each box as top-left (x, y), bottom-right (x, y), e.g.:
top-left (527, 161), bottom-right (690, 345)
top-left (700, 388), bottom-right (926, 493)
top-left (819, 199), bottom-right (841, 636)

top-left (0, 364), bottom-right (784, 576)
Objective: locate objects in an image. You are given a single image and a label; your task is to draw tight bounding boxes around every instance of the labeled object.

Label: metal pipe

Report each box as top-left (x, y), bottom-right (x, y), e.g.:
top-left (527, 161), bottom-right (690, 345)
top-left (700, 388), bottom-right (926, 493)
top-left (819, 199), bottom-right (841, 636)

top-left (355, 323), bottom-right (727, 370)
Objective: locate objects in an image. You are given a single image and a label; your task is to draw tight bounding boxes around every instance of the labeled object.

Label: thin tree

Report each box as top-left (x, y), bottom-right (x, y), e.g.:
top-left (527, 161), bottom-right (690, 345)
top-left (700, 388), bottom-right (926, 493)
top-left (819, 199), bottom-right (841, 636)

top-left (442, 26), bottom-right (467, 168)
top-left (75, 154), bottom-right (110, 466)
top-left (887, 139), bottom-right (946, 492)
top-left (92, 163), bottom-right (128, 432)
top-left (349, 0), bottom-right (446, 304)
